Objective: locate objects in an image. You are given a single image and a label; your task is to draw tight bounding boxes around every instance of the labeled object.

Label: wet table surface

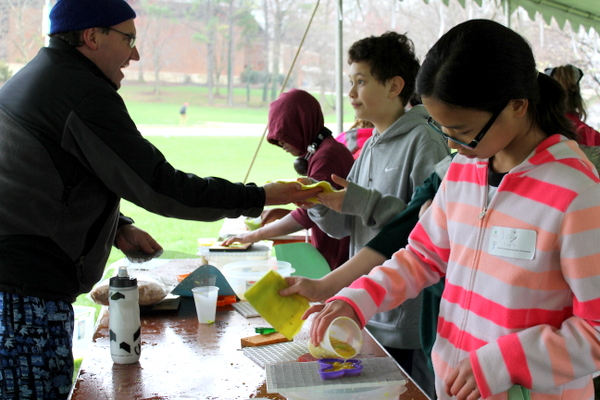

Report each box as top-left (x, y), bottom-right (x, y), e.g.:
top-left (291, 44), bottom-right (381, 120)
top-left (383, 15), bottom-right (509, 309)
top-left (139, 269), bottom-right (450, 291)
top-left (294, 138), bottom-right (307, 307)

top-left (69, 297), bottom-right (430, 400)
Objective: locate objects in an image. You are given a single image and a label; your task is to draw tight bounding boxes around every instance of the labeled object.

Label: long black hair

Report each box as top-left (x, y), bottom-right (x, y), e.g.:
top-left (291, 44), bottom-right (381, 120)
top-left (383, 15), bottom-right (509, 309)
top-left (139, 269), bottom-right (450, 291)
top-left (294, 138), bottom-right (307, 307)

top-left (416, 19), bottom-right (576, 140)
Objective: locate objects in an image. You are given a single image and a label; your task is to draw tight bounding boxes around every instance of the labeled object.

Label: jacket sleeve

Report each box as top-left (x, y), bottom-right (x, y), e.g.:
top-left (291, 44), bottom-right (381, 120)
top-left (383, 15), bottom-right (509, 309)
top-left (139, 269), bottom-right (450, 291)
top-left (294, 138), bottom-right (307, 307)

top-left (307, 203), bottom-right (352, 239)
top-left (340, 131), bottom-right (448, 231)
top-left (340, 182), bottom-right (408, 231)
top-left (329, 178), bottom-right (450, 327)
top-left (61, 89), bottom-right (265, 221)
top-left (470, 184), bottom-right (600, 398)
top-left (367, 171), bottom-right (442, 258)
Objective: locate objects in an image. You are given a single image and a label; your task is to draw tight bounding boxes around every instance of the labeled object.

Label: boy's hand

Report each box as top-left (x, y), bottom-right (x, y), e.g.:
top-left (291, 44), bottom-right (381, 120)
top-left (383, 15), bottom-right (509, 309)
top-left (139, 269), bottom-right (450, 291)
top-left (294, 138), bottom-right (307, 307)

top-left (444, 357), bottom-right (481, 400)
top-left (279, 276), bottom-right (332, 303)
top-left (317, 174), bottom-right (348, 212)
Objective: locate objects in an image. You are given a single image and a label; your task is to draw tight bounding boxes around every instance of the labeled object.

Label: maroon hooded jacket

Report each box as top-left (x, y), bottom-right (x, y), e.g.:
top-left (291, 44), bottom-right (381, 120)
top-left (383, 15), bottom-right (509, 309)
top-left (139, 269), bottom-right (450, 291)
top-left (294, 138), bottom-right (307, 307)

top-left (267, 89), bottom-right (354, 269)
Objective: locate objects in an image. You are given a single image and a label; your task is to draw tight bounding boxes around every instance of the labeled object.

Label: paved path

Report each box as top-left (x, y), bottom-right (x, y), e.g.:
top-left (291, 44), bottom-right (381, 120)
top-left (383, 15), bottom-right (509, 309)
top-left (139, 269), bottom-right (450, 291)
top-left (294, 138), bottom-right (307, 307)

top-left (138, 122), bottom-right (342, 137)
top-left (139, 123), bottom-right (267, 137)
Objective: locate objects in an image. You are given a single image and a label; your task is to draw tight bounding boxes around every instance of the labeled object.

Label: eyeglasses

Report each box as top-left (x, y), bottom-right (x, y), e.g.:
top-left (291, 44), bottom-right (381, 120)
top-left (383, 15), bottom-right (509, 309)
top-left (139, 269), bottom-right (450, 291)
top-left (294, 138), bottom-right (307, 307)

top-left (427, 105), bottom-right (505, 150)
top-left (105, 27), bottom-right (136, 48)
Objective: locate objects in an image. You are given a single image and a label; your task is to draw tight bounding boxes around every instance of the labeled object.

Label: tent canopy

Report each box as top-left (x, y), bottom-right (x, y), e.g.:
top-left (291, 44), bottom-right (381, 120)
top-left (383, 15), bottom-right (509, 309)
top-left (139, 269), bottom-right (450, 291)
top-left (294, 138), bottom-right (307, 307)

top-left (508, 0), bottom-right (600, 33)
top-left (420, 0), bottom-right (600, 33)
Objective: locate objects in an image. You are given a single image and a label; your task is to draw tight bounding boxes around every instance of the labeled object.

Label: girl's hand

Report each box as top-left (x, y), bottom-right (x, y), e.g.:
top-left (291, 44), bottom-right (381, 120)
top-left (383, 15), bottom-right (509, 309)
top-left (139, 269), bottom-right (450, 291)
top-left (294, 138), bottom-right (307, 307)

top-left (444, 357), bottom-right (481, 400)
top-left (279, 276), bottom-right (332, 303)
top-left (221, 233), bottom-right (256, 246)
top-left (305, 300), bottom-right (359, 346)
top-left (317, 174), bottom-right (348, 212)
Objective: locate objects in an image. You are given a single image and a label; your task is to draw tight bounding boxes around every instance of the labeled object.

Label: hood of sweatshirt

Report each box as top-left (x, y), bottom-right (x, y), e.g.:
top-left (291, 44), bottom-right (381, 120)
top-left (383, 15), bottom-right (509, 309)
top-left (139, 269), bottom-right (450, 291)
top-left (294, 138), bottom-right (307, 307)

top-left (266, 89), bottom-right (324, 157)
top-left (369, 105), bottom-right (431, 146)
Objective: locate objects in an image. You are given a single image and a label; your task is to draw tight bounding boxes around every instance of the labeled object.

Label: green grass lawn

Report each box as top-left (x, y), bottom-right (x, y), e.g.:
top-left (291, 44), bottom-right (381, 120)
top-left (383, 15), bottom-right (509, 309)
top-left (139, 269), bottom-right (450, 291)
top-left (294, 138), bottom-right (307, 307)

top-left (119, 83), bottom-right (356, 126)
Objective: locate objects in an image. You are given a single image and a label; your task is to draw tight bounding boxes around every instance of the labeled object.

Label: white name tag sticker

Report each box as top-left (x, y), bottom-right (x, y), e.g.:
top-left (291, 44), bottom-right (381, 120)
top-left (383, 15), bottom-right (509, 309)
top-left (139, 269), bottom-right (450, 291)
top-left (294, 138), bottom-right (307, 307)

top-left (489, 226), bottom-right (536, 260)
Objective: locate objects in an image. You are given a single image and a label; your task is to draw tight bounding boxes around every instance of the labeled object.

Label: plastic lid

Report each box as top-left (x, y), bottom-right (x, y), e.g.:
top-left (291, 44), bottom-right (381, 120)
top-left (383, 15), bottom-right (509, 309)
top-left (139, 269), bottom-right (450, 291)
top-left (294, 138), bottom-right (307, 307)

top-left (109, 266), bottom-right (137, 288)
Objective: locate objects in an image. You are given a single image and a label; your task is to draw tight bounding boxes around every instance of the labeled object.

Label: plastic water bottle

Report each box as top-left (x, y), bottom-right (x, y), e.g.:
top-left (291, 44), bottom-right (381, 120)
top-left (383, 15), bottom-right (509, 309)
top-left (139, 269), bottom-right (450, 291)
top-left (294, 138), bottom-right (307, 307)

top-left (109, 266), bottom-right (141, 364)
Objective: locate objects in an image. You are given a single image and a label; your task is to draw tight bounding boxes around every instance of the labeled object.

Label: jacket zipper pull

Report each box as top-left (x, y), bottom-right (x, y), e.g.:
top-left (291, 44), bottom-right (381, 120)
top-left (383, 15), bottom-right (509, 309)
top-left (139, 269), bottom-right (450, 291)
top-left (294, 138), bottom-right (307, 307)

top-left (478, 207), bottom-right (487, 220)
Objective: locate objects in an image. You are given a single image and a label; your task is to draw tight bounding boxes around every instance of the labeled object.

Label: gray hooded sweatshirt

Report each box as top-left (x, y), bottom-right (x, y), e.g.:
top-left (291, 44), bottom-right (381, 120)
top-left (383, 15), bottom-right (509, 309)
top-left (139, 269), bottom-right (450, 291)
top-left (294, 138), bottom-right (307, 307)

top-left (309, 105), bottom-right (450, 348)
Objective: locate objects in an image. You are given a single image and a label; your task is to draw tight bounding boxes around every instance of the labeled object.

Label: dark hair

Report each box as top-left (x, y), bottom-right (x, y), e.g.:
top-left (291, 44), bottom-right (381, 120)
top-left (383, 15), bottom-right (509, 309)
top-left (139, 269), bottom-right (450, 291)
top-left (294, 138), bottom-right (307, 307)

top-left (548, 65), bottom-right (587, 121)
top-left (49, 27), bottom-right (110, 47)
top-left (416, 19), bottom-right (576, 140)
top-left (348, 31), bottom-right (420, 107)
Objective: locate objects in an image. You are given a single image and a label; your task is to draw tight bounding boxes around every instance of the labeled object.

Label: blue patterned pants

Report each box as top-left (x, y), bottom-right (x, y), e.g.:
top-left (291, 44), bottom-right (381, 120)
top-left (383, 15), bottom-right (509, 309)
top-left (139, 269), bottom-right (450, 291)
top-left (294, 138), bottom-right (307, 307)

top-left (0, 292), bottom-right (74, 400)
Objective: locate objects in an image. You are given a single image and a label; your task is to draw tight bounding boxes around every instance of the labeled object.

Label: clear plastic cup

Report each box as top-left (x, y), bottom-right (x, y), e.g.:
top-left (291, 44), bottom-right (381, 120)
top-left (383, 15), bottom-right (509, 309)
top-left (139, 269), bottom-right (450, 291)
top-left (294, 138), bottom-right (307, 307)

top-left (195, 274), bottom-right (217, 287)
top-left (192, 286), bottom-right (220, 324)
top-left (307, 316), bottom-right (363, 359)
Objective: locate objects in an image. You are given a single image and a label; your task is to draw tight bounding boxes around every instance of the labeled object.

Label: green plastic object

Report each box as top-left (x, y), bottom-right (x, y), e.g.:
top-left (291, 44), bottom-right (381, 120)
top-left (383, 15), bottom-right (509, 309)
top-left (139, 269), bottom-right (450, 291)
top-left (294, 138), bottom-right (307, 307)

top-left (274, 242), bottom-right (331, 279)
top-left (255, 327), bottom-right (277, 334)
top-left (507, 385), bottom-right (531, 400)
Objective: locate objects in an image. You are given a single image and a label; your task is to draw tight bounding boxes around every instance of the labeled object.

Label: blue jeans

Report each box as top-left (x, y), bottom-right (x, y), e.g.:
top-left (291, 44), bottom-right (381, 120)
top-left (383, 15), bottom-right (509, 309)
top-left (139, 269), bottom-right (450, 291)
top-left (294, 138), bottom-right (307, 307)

top-left (0, 292), bottom-right (74, 400)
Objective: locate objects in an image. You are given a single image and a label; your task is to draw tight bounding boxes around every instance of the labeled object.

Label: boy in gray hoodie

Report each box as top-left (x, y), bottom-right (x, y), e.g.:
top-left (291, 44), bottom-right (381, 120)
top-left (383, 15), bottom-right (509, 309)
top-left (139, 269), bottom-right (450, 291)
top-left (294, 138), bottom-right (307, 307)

top-left (306, 31), bottom-right (449, 396)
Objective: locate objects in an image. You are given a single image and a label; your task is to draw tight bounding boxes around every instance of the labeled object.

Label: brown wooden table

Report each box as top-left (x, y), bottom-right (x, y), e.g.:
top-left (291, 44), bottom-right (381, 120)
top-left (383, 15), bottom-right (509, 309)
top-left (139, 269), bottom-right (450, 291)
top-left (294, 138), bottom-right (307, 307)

top-left (68, 297), bottom-right (431, 400)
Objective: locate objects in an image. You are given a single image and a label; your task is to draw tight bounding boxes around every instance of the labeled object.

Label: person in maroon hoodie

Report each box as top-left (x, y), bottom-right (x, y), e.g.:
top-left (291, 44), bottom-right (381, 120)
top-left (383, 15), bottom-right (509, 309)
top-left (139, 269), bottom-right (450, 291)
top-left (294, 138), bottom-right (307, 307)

top-left (223, 89), bottom-right (354, 270)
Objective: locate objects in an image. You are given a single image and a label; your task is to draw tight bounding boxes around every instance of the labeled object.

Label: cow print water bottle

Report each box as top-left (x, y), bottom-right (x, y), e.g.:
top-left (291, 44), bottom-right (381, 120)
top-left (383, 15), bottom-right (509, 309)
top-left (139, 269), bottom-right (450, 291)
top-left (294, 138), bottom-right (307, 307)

top-left (109, 266), bottom-right (141, 364)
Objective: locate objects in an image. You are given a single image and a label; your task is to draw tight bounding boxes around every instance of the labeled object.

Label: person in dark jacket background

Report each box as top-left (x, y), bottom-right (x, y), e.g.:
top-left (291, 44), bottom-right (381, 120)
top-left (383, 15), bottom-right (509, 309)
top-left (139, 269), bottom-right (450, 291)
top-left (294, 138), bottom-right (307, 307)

top-left (0, 0), bottom-right (319, 398)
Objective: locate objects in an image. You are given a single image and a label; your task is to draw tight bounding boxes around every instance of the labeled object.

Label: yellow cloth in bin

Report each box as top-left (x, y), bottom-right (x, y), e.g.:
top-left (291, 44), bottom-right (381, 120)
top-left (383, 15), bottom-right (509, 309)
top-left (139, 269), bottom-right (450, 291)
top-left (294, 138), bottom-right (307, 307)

top-left (244, 270), bottom-right (309, 340)
top-left (272, 179), bottom-right (336, 204)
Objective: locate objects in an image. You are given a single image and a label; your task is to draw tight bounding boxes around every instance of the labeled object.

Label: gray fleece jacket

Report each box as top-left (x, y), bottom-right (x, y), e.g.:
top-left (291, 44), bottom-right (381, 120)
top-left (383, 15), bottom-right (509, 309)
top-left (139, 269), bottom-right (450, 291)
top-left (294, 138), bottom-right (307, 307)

top-left (309, 105), bottom-right (450, 348)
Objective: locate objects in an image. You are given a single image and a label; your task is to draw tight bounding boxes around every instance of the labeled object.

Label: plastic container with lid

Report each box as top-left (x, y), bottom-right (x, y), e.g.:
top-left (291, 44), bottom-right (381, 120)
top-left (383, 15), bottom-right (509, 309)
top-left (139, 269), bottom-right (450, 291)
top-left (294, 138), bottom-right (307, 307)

top-left (222, 259), bottom-right (293, 300)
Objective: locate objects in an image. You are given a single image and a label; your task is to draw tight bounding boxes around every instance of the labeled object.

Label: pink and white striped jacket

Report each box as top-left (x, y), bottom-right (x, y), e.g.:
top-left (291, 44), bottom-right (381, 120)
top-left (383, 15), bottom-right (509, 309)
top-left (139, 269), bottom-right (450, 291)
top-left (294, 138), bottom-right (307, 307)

top-left (331, 135), bottom-right (600, 399)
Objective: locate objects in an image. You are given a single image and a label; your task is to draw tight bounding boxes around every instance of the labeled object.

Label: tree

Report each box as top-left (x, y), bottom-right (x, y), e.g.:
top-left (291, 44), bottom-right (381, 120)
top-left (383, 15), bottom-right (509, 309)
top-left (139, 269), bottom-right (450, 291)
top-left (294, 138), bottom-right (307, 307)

top-left (8, 0), bottom-right (44, 63)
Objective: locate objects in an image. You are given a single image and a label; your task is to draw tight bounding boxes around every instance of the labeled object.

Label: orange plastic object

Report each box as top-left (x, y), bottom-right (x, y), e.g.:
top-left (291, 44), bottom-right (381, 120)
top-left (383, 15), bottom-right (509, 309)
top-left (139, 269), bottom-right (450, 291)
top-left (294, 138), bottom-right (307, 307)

top-left (177, 273), bottom-right (191, 282)
top-left (216, 295), bottom-right (237, 307)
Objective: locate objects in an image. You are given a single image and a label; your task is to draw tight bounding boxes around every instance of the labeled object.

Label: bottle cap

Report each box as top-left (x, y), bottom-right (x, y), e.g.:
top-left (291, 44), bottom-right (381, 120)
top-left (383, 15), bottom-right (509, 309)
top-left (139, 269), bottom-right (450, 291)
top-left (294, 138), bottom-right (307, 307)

top-left (109, 266), bottom-right (137, 288)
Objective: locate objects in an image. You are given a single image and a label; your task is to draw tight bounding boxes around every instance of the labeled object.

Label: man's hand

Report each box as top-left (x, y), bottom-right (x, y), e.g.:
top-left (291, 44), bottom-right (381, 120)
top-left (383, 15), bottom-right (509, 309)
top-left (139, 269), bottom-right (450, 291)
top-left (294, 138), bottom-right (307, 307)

top-left (115, 224), bottom-right (163, 254)
top-left (263, 181), bottom-right (322, 206)
top-left (316, 174), bottom-right (348, 212)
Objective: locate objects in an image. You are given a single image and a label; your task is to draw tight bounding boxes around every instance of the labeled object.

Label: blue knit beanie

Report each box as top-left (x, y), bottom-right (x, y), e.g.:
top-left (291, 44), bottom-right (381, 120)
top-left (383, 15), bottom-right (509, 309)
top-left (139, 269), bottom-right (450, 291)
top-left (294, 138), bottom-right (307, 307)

top-left (49, 0), bottom-right (136, 34)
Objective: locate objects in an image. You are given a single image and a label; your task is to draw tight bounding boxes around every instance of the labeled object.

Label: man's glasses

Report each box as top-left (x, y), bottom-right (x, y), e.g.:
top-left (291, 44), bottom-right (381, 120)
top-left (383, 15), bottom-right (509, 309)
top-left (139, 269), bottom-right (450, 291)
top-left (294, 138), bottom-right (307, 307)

top-left (106, 27), bottom-right (136, 48)
top-left (427, 105), bottom-right (505, 150)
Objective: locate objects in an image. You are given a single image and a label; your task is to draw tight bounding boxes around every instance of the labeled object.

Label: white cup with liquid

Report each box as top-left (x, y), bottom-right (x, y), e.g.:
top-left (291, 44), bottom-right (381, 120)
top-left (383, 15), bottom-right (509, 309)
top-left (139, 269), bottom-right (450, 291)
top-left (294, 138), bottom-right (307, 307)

top-left (308, 316), bottom-right (363, 359)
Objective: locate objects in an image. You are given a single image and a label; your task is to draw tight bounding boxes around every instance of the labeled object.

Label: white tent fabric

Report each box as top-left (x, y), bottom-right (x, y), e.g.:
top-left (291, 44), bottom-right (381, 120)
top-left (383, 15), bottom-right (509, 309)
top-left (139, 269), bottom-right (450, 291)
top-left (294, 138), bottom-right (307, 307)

top-left (411, 0), bottom-right (600, 33)
top-left (507, 0), bottom-right (600, 33)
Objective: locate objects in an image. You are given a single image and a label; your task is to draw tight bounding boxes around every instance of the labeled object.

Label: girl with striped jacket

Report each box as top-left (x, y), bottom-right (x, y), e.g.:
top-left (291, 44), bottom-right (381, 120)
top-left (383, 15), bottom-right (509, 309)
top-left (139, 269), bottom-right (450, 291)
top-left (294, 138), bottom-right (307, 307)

top-left (306, 19), bottom-right (600, 400)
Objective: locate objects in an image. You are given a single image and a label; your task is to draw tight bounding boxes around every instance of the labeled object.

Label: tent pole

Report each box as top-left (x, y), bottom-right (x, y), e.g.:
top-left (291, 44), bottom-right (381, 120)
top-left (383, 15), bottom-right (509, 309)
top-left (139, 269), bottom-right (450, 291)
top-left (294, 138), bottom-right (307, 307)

top-left (504, 0), bottom-right (511, 29)
top-left (335, 0), bottom-right (344, 135)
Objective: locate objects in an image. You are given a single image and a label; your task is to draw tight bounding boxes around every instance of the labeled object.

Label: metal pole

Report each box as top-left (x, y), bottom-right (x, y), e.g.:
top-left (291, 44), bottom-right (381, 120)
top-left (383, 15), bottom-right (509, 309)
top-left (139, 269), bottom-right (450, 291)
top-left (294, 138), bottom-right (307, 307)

top-left (504, 0), bottom-right (511, 29)
top-left (335, 0), bottom-right (343, 135)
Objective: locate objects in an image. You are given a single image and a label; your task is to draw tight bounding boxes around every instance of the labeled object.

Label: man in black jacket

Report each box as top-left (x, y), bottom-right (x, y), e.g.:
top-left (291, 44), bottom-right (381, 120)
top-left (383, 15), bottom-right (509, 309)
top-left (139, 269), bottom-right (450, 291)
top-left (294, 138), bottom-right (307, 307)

top-left (0, 0), bottom-right (319, 397)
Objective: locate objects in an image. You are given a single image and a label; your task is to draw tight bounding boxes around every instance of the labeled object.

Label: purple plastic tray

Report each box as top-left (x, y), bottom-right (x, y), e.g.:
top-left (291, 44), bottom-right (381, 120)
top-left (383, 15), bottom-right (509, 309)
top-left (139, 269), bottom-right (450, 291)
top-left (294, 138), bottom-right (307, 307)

top-left (317, 358), bottom-right (363, 380)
